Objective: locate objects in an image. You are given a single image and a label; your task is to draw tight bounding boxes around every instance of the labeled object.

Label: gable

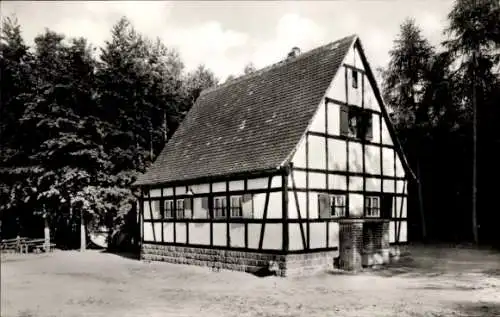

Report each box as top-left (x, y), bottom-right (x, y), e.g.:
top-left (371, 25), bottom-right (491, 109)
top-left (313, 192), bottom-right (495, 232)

top-left (291, 39), bottom-right (413, 180)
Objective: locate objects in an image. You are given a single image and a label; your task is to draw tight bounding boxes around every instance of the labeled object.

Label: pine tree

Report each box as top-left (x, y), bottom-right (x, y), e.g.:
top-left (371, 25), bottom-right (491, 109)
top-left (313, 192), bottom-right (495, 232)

top-left (381, 18), bottom-right (436, 241)
top-left (444, 0), bottom-right (500, 244)
top-left (0, 16), bottom-right (36, 236)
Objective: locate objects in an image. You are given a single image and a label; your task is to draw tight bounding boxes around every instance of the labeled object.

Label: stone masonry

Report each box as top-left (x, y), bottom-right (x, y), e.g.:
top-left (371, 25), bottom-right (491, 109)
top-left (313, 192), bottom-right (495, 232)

top-left (338, 219), bottom-right (395, 271)
top-left (141, 244), bottom-right (338, 277)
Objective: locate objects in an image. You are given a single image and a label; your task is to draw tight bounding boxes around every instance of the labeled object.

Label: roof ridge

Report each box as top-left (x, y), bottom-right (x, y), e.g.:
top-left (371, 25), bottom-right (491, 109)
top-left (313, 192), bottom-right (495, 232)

top-left (199, 34), bottom-right (358, 97)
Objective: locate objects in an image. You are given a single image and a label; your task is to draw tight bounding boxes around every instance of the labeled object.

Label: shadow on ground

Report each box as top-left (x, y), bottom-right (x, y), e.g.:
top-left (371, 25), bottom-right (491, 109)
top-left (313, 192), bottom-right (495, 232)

top-left (454, 302), bottom-right (500, 317)
top-left (362, 244), bottom-right (500, 278)
top-left (100, 249), bottom-right (140, 260)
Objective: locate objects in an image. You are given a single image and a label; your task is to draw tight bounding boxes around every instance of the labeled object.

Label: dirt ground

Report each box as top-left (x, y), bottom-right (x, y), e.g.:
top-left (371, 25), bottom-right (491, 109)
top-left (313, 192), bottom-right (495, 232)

top-left (1, 244), bottom-right (499, 317)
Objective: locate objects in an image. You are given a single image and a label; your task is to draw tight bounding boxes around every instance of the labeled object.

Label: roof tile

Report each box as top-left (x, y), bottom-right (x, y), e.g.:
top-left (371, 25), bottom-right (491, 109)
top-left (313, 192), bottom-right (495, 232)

top-left (134, 35), bottom-right (357, 186)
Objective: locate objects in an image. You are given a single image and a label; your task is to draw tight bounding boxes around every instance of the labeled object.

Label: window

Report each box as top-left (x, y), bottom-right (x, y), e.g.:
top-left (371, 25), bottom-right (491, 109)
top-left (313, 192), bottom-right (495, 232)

top-left (365, 196), bottom-right (380, 217)
top-left (330, 195), bottom-right (346, 217)
top-left (213, 197), bottom-right (227, 219)
top-left (164, 200), bottom-right (174, 218)
top-left (318, 194), bottom-right (346, 218)
top-left (230, 196), bottom-right (243, 218)
top-left (176, 199), bottom-right (185, 219)
top-left (352, 69), bottom-right (358, 89)
top-left (340, 105), bottom-right (373, 140)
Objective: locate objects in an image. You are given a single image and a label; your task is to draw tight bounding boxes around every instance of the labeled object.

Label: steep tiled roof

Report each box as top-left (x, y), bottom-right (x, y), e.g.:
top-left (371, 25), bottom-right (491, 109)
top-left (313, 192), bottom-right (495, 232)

top-left (134, 35), bottom-right (357, 186)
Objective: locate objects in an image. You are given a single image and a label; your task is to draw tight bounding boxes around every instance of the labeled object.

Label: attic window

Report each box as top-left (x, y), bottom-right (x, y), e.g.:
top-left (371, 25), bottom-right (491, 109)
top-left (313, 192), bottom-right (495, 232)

top-left (352, 69), bottom-right (359, 89)
top-left (340, 105), bottom-right (373, 140)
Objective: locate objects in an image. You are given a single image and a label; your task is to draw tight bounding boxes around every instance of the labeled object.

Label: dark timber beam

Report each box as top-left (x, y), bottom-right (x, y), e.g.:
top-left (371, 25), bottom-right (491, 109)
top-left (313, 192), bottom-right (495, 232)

top-left (291, 171), bottom-right (308, 249)
top-left (282, 165), bottom-right (290, 253)
top-left (258, 176), bottom-right (273, 250)
top-left (147, 189), bottom-right (156, 242)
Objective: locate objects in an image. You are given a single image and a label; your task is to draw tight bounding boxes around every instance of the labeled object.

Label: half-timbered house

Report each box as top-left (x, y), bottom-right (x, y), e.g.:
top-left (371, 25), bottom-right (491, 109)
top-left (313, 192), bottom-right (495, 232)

top-left (132, 34), bottom-right (414, 276)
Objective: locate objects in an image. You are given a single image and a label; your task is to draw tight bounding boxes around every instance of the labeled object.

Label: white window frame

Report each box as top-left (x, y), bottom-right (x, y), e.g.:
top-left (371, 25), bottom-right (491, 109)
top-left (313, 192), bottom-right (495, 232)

top-left (365, 196), bottom-right (380, 217)
top-left (176, 199), bottom-right (185, 219)
top-left (230, 196), bottom-right (243, 218)
top-left (164, 199), bottom-right (174, 219)
top-left (213, 196), bottom-right (227, 219)
top-left (330, 194), bottom-right (346, 217)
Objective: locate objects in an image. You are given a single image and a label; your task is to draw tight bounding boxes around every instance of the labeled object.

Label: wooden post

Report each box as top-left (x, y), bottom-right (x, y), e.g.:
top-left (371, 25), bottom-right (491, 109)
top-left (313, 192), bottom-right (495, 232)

top-left (416, 160), bottom-right (427, 241)
top-left (80, 208), bottom-right (86, 251)
top-left (472, 49), bottom-right (479, 245)
top-left (44, 212), bottom-right (50, 251)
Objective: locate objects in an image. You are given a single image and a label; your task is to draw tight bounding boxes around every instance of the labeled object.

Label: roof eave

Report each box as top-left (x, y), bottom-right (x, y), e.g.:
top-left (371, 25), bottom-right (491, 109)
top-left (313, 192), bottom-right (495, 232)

top-left (131, 166), bottom-right (285, 189)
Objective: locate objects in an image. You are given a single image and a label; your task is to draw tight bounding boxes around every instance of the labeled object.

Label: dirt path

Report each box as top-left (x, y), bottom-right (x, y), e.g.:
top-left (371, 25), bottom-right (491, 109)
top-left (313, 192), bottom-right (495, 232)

top-left (1, 245), bottom-right (499, 317)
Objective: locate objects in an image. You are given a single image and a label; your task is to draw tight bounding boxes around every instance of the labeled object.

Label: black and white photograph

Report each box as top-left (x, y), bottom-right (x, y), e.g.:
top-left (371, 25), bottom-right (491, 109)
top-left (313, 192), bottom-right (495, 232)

top-left (1, 0), bottom-right (499, 316)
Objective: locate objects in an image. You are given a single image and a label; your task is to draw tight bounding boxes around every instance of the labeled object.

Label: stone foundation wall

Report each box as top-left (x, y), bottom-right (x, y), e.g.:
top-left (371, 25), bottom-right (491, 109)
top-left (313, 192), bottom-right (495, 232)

top-left (141, 244), bottom-right (339, 277)
top-left (285, 251), bottom-right (339, 276)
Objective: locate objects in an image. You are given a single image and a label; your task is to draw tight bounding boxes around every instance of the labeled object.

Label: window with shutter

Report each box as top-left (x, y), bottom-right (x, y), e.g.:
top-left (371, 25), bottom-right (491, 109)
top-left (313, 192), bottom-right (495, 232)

top-left (213, 197), bottom-right (227, 219)
top-left (230, 196), bottom-right (243, 218)
top-left (330, 194), bottom-right (346, 217)
top-left (164, 200), bottom-right (174, 219)
top-left (341, 106), bottom-right (373, 141)
top-left (365, 196), bottom-right (380, 217)
top-left (176, 199), bottom-right (185, 219)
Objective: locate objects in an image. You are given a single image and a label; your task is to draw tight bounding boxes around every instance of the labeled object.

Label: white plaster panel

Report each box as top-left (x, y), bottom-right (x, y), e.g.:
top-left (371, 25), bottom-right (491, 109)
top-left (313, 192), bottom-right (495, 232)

top-left (329, 174), bottom-right (347, 190)
top-left (262, 224), bottom-right (282, 250)
top-left (328, 139), bottom-right (346, 171)
top-left (163, 223), bottom-right (174, 243)
top-left (308, 135), bottom-right (326, 170)
top-left (212, 223), bottom-right (226, 246)
top-left (349, 193), bottom-right (364, 217)
top-left (309, 222), bottom-right (327, 249)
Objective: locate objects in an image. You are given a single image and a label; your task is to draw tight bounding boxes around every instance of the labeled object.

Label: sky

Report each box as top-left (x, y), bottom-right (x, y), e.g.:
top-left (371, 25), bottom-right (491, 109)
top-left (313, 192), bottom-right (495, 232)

top-left (1, 0), bottom-right (456, 81)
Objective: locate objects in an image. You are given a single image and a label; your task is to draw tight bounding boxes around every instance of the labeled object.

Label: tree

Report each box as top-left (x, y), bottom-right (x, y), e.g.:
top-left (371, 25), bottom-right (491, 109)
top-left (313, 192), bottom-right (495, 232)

top-left (178, 64), bottom-right (218, 123)
top-left (243, 62), bottom-right (256, 75)
top-left (444, 0), bottom-right (500, 244)
top-left (381, 18), bottom-right (436, 241)
top-left (0, 16), bottom-right (36, 237)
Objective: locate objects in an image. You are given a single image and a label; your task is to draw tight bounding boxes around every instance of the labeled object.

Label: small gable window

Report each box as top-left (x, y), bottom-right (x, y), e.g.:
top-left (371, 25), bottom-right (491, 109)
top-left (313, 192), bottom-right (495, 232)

top-left (365, 196), bottom-right (380, 218)
top-left (352, 69), bottom-right (358, 89)
top-left (340, 105), bottom-right (373, 140)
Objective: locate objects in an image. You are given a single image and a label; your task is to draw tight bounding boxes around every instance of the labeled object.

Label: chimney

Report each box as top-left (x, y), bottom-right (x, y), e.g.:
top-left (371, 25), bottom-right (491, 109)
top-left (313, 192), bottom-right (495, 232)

top-left (287, 46), bottom-right (301, 59)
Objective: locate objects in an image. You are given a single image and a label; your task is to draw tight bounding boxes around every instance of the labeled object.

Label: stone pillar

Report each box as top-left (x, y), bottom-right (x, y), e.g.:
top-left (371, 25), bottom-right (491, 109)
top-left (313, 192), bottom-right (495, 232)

top-left (373, 220), bottom-right (390, 264)
top-left (338, 219), bottom-right (363, 272)
top-left (362, 223), bottom-right (375, 267)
